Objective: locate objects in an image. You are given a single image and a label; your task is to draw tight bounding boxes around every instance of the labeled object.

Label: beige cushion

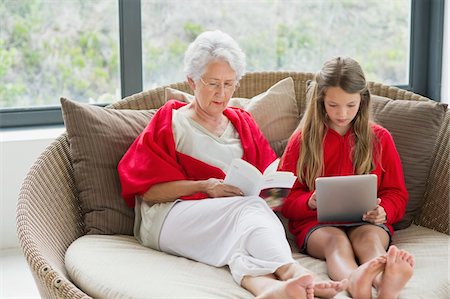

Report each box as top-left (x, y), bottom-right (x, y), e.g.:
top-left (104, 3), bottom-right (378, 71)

top-left (60, 97), bottom-right (154, 235)
top-left (370, 95), bottom-right (447, 229)
top-left (65, 235), bottom-right (253, 298)
top-left (166, 77), bottom-right (300, 157)
top-left (65, 225), bottom-right (449, 298)
top-left (293, 225), bottom-right (450, 298)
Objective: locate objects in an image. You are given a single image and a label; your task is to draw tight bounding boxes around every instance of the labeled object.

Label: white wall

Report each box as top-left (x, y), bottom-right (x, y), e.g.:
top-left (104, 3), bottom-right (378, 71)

top-left (0, 127), bottom-right (64, 249)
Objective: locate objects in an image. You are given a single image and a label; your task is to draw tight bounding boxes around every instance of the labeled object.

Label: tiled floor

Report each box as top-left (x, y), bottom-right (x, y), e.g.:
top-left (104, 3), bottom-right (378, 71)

top-left (0, 247), bottom-right (40, 299)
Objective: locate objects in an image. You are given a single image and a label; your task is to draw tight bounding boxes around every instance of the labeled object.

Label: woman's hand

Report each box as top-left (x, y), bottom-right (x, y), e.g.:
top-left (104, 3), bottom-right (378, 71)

top-left (308, 191), bottom-right (317, 210)
top-left (202, 178), bottom-right (243, 198)
top-left (362, 198), bottom-right (387, 224)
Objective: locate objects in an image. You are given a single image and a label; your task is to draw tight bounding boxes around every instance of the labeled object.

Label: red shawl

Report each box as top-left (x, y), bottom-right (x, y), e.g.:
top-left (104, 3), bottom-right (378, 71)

top-left (118, 100), bottom-right (276, 208)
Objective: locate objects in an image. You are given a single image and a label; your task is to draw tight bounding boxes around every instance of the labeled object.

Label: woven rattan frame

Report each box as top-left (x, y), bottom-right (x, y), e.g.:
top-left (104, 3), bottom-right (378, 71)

top-left (16, 72), bottom-right (449, 298)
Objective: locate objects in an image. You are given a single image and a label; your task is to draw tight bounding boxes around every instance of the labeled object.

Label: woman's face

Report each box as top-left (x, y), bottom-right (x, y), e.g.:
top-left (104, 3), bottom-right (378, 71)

top-left (190, 60), bottom-right (237, 117)
top-left (323, 86), bottom-right (361, 135)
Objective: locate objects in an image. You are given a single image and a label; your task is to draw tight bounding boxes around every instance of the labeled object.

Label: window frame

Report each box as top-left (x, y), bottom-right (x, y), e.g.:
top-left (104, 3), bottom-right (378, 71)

top-left (0, 0), bottom-right (444, 128)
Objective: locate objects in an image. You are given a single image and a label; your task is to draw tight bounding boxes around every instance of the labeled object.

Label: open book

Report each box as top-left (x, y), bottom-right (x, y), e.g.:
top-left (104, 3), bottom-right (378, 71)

top-left (224, 158), bottom-right (297, 198)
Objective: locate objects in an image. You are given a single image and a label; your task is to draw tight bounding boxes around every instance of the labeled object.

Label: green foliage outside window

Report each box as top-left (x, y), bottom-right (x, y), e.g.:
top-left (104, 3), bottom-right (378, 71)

top-left (1, 0), bottom-right (410, 109)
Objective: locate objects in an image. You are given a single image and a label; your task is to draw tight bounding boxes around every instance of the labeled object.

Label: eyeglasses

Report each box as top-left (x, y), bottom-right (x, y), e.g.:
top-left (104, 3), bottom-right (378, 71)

top-left (200, 77), bottom-right (239, 92)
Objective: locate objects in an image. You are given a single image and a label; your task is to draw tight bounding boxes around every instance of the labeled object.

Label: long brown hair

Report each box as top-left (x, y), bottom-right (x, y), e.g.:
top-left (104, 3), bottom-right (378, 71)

top-left (297, 57), bottom-right (376, 190)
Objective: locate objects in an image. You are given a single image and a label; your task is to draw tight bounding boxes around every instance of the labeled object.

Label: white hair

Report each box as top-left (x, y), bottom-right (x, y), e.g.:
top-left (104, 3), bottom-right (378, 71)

top-left (183, 30), bottom-right (246, 82)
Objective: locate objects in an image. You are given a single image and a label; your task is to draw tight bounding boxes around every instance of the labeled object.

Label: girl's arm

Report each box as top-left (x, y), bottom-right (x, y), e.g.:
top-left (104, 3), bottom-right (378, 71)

top-left (282, 182), bottom-right (317, 220)
top-left (279, 131), bottom-right (317, 220)
top-left (376, 129), bottom-right (409, 224)
top-left (142, 179), bottom-right (242, 204)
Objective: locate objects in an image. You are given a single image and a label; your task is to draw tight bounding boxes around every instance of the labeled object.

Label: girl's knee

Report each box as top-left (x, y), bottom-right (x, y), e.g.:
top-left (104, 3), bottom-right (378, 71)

top-left (349, 226), bottom-right (388, 246)
top-left (327, 232), bottom-right (353, 248)
top-left (307, 227), bottom-right (353, 257)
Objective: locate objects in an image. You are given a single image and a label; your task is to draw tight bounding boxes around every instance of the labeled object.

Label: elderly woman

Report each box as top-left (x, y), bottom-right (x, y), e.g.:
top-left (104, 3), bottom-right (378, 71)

top-left (118, 30), bottom-right (347, 299)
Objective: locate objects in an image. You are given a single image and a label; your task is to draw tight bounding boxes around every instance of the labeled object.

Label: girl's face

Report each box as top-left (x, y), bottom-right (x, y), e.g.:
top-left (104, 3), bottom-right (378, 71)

top-left (189, 60), bottom-right (237, 118)
top-left (323, 86), bottom-right (361, 135)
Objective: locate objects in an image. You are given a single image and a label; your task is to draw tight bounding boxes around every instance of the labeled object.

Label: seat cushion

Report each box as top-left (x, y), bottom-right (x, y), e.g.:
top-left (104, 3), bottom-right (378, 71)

top-left (65, 235), bottom-right (253, 299)
top-left (65, 225), bottom-right (449, 298)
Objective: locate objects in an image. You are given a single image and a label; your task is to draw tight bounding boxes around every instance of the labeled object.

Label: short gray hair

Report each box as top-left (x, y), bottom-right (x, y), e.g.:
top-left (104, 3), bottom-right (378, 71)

top-left (183, 30), bottom-right (246, 82)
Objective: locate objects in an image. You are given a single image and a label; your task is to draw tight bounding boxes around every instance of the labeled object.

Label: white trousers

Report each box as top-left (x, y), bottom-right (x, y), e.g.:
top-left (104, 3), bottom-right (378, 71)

top-left (159, 196), bottom-right (295, 284)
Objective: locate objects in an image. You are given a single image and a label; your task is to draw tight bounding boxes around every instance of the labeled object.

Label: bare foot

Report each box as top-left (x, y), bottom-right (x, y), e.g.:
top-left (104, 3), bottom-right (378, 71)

top-left (256, 274), bottom-right (314, 299)
top-left (377, 246), bottom-right (414, 299)
top-left (314, 278), bottom-right (349, 298)
top-left (348, 256), bottom-right (386, 299)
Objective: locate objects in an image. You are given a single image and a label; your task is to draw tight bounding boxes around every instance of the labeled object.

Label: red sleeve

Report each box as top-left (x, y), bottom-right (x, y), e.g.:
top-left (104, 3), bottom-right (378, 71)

top-left (279, 130), bottom-right (316, 220)
top-left (374, 127), bottom-right (408, 224)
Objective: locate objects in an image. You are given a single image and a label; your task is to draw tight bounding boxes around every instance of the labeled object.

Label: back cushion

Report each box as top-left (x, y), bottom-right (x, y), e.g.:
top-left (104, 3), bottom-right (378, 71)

top-left (370, 95), bottom-right (447, 229)
top-left (61, 98), bottom-right (155, 235)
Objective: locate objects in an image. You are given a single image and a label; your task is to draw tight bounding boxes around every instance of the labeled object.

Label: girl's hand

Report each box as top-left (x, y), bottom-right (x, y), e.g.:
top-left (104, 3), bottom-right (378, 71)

top-left (202, 178), bottom-right (243, 198)
top-left (308, 191), bottom-right (317, 210)
top-left (362, 198), bottom-right (387, 224)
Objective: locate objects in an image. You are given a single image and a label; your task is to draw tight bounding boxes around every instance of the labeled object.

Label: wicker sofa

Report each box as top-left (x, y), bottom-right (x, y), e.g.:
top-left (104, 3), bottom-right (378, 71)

top-left (17, 72), bottom-right (449, 299)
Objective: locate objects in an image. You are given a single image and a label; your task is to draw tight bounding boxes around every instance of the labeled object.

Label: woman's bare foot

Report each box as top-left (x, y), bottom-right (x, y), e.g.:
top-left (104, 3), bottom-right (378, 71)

top-left (256, 274), bottom-right (314, 299)
top-left (313, 278), bottom-right (349, 298)
top-left (348, 256), bottom-right (386, 299)
top-left (377, 246), bottom-right (414, 299)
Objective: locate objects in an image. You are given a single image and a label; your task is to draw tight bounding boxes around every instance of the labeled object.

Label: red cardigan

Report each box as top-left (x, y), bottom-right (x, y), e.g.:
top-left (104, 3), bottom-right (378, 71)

top-left (118, 100), bottom-right (277, 208)
top-left (279, 124), bottom-right (408, 249)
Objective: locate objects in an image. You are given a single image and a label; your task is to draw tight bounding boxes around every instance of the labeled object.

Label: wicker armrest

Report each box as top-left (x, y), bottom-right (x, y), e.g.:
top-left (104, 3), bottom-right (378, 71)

top-left (415, 111), bottom-right (450, 234)
top-left (16, 134), bottom-right (90, 298)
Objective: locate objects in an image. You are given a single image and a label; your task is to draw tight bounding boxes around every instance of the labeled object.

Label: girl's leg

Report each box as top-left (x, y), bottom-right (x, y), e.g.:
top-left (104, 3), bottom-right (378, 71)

top-left (307, 227), bottom-right (385, 299)
top-left (348, 225), bottom-right (414, 299)
top-left (347, 224), bottom-right (390, 288)
top-left (307, 227), bottom-right (358, 280)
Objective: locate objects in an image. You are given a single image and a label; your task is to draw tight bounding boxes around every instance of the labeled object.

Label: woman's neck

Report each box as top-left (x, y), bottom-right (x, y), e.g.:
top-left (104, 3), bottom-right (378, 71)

top-left (184, 103), bottom-right (228, 136)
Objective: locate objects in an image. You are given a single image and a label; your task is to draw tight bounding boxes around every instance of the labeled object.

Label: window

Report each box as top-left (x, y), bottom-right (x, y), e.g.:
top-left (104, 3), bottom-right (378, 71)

top-left (1, 0), bottom-right (120, 109)
top-left (141, 0), bottom-right (411, 89)
top-left (0, 0), bottom-right (444, 128)
top-left (0, 0), bottom-right (119, 126)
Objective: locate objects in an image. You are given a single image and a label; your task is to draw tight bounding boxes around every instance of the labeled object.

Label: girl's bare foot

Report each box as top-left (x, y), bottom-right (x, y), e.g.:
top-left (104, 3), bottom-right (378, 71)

top-left (256, 274), bottom-right (314, 299)
top-left (377, 246), bottom-right (414, 299)
top-left (314, 279), bottom-right (349, 298)
top-left (348, 256), bottom-right (386, 299)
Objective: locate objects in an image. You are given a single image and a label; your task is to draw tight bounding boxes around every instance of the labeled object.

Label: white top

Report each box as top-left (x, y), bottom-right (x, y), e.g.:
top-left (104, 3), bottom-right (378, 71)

top-left (134, 108), bottom-right (244, 250)
top-left (172, 108), bottom-right (243, 172)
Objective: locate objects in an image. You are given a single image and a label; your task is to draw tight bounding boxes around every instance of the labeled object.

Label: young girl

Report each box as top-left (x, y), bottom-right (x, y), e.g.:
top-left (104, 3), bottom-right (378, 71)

top-left (279, 57), bottom-right (414, 299)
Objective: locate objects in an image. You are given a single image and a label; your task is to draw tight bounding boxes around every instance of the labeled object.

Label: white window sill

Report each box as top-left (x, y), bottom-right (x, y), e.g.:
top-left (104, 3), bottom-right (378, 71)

top-left (0, 125), bottom-right (65, 143)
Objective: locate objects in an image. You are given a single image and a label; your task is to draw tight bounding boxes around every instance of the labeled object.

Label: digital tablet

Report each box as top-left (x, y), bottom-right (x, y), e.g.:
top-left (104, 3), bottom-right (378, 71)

top-left (316, 174), bottom-right (378, 223)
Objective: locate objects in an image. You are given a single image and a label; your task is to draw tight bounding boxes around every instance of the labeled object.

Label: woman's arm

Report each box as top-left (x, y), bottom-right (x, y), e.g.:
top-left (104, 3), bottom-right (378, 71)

top-left (142, 178), bottom-right (243, 204)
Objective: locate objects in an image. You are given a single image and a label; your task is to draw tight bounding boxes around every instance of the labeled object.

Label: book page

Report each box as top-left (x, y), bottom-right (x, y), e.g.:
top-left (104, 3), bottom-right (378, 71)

top-left (224, 159), bottom-right (263, 196)
top-left (262, 158), bottom-right (280, 176)
top-left (261, 171), bottom-right (297, 190)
